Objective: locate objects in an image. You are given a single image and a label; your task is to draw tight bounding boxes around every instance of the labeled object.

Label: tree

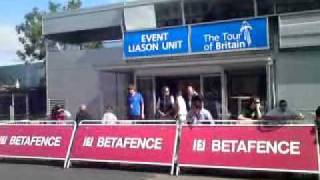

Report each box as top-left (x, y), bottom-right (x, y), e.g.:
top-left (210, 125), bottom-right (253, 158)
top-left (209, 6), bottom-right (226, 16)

top-left (65, 0), bottom-right (82, 10)
top-left (16, 8), bottom-right (45, 62)
top-left (48, 1), bottom-right (61, 13)
top-left (16, 0), bottom-right (83, 62)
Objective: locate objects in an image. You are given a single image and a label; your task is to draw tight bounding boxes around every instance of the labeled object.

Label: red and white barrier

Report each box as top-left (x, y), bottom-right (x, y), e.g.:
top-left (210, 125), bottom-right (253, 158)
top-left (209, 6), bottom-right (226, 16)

top-left (70, 120), bottom-right (179, 174)
top-left (0, 119), bottom-right (318, 175)
top-left (177, 123), bottom-right (320, 174)
top-left (0, 120), bottom-right (76, 168)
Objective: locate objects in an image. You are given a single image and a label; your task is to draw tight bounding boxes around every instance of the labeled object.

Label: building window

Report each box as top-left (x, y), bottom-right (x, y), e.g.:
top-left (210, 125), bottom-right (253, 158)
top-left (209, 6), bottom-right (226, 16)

top-left (257, 0), bottom-right (275, 15)
top-left (184, 0), bottom-right (254, 24)
top-left (124, 2), bottom-right (182, 31)
top-left (124, 5), bottom-right (157, 31)
top-left (276, 0), bottom-right (320, 13)
top-left (155, 2), bottom-right (183, 27)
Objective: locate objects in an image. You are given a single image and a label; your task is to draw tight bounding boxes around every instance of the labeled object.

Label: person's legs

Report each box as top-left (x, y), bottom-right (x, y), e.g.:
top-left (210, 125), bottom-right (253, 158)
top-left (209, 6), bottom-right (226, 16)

top-left (128, 115), bottom-right (141, 124)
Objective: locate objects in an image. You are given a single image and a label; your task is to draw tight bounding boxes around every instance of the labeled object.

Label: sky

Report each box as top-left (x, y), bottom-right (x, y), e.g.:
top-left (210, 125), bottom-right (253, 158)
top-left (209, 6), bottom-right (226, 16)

top-left (0, 0), bottom-right (123, 66)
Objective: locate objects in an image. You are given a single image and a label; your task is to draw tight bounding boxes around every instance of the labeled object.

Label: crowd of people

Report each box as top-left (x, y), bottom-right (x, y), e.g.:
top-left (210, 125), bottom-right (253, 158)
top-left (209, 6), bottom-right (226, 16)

top-left (50, 84), bottom-right (320, 125)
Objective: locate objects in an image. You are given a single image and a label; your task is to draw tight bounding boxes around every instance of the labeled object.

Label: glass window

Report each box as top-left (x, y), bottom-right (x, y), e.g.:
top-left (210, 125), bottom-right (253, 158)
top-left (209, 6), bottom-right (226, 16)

top-left (155, 2), bottom-right (183, 27)
top-left (124, 5), bottom-right (157, 31)
top-left (276, 0), bottom-right (320, 13)
top-left (124, 2), bottom-right (182, 30)
top-left (184, 0), bottom-right (254, 24)
top-left (257, 0), bottom-right (275, 15)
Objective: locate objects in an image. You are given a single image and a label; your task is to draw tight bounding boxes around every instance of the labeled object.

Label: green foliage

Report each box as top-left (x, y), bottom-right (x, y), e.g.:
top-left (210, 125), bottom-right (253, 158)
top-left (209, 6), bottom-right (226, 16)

top-left (16, 0), bottom-right (83, 62)
top-left (16, 8), bottom-right (45, 62)
top-left (48, 1), bottom-right (61, 13)
top-left (65, 0), bottom-right (82, 10)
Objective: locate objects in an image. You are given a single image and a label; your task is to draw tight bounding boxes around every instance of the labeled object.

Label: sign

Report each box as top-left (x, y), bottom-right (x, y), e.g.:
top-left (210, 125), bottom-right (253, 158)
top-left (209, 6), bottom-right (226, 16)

top-left (124, 27), bottom-right (189, 58)
top-left (0, 124), bottom-right (75, 160)
top-left (191, 18), bottom-right (269, 53)
top-left (70, 125), bottom-right (178, 166)
top-left (178, 125), bottom-right (319, 173)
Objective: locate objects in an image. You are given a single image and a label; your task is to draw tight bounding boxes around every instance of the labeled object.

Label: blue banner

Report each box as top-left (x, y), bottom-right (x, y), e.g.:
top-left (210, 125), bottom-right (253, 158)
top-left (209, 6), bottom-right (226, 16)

top-left (191, 18), bottom-right (269, 53)
top-left (124, 27), bottom-right (189, 58)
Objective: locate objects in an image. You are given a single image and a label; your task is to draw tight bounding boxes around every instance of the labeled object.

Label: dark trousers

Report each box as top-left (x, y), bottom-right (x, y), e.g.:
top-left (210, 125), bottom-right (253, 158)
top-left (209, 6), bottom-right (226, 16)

top-left (128, 115), bottom-right (141, 120)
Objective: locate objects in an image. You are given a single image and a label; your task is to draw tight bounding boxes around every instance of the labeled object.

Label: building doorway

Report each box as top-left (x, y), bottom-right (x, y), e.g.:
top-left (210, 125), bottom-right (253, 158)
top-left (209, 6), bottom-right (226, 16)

top-left (137, 74), bottom-right (224, 120)
top-left (135, 65), bottom-right (271, 120)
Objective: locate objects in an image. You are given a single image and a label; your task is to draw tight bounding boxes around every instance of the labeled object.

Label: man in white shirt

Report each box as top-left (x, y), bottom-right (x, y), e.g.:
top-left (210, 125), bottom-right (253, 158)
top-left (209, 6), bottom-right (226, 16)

top-left (102, 106), bottom-right (118, 124)
top-left (176, 90), bottom-right (187, 122)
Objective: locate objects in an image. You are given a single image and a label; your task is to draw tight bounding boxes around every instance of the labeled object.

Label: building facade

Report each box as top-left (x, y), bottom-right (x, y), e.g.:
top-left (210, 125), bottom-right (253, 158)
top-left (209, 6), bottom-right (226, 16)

top-left (43, 0), bottom-right (320, 120)
top-left (0, 62), bottom-right (46, 120)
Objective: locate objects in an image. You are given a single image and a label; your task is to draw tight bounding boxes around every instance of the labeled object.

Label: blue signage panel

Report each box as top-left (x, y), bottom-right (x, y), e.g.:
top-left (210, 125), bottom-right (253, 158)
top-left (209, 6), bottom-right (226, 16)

top-left (124, 27), bottom-right (189, 58)
top-left (191, 18), bottom-right (269, 53)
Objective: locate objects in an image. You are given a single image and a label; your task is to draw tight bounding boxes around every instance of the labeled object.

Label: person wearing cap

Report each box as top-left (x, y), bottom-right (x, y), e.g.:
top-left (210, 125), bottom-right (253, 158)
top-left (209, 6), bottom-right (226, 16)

top-left (127, 84), bottom-right (145, 120)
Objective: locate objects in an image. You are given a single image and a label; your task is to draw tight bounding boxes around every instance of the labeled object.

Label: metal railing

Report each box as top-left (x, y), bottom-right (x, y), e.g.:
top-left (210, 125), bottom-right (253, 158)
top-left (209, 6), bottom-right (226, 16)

top-left (76, 119), bottom-right (316, 126)
top-left (0, 120), bottom-right (76, 126)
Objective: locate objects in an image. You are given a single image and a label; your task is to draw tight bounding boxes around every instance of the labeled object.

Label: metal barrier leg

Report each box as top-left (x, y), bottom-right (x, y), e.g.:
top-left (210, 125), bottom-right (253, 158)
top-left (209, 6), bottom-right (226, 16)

top-left (66, 160), bottom-right (72, 168)
top-left (64, 122), bottom-right (77, 169)
top-left (170, 121), bottom-right (180, 176)
top-left (170, 165), bottom-right (174, 175)
top-left (174, 120), bottom-right (183, 176)
top-left (176, 165), bottom-right (180, 176)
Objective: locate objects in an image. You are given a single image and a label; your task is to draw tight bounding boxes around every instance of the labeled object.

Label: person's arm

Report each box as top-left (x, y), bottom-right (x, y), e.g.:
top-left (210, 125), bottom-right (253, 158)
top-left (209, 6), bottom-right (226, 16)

top-left (156, 97), bottom-right (163, 115)
top-left (256, 105), bottom-right (262, 120)
top-left (140, 94), bottom-right (145, 119)
top-left (238, 114), bottom-right (253, 120)
top-left (170, 96), bottom-right (175, 105)
top-left (127, 96), bottom-right (130, 118)
top-left (186, 111), bottom-right (193, 124)
top-left (102, 113), bottom-right (106, 121)
top-left (113, 113), bottom-right (118, 121)
top-left (75, 112), bottom-right (79, 121)
top-left (288, 110), bottom-right (304, 120)
top-left (207, 111), bottom-right (214, 121)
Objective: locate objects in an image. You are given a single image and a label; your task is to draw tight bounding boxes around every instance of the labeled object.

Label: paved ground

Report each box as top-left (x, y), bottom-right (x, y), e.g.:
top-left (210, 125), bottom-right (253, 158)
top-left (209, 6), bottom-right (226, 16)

top-left (0, 161), bottom-right (318, 180)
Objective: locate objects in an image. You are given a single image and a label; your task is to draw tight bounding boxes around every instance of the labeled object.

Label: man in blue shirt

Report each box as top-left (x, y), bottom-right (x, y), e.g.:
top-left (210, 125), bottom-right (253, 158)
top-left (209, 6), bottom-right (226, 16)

top-left (127, 85), bottom-right (145, 120)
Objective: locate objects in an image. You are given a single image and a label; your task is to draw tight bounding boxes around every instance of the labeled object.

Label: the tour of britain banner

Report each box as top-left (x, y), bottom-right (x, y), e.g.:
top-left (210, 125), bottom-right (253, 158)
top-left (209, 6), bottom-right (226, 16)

top-left (124, 26), bottom-right (189, 58)
top-left (191, 18), bottom-right (269, 53)
top-left (123, 18), bottom-right (269, 58)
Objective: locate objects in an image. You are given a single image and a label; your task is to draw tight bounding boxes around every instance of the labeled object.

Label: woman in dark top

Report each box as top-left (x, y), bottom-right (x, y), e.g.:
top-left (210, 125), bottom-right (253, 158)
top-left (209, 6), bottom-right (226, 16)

top-left (238, 97), bottom-right (262, 120)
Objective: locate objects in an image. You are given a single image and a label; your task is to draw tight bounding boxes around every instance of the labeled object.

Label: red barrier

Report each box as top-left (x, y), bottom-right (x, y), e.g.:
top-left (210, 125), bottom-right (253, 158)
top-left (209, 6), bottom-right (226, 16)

top-left (178, 124), bottom-right (319, 174)
top-left (70, 124), bottom-right (178, 174)
top-left (0, 121), bottom-right (76, 167)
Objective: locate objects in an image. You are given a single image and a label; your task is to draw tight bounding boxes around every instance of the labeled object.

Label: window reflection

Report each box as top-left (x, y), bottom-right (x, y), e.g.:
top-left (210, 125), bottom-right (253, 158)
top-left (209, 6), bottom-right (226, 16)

top-left (155, 2), bottom-right (183, 27)
top-left (276, 0), bottom-right (320, 13)
top-left (184, 0), bottom-right (254, 24)
top-left (258, 0), bottom-right (274, 15)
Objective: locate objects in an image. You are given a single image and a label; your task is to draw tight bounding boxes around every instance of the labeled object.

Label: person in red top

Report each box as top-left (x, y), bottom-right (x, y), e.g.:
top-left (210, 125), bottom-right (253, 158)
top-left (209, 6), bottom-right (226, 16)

top-left (56, 107), bottom-right (65, 120)
top-left (51, 105), bottom-right (65, 120)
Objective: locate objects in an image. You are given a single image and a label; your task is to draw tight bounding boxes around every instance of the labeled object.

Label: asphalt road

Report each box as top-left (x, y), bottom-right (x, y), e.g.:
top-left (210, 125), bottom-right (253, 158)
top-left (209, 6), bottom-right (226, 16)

top-left (0, 161), bottom-right (318, 180)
